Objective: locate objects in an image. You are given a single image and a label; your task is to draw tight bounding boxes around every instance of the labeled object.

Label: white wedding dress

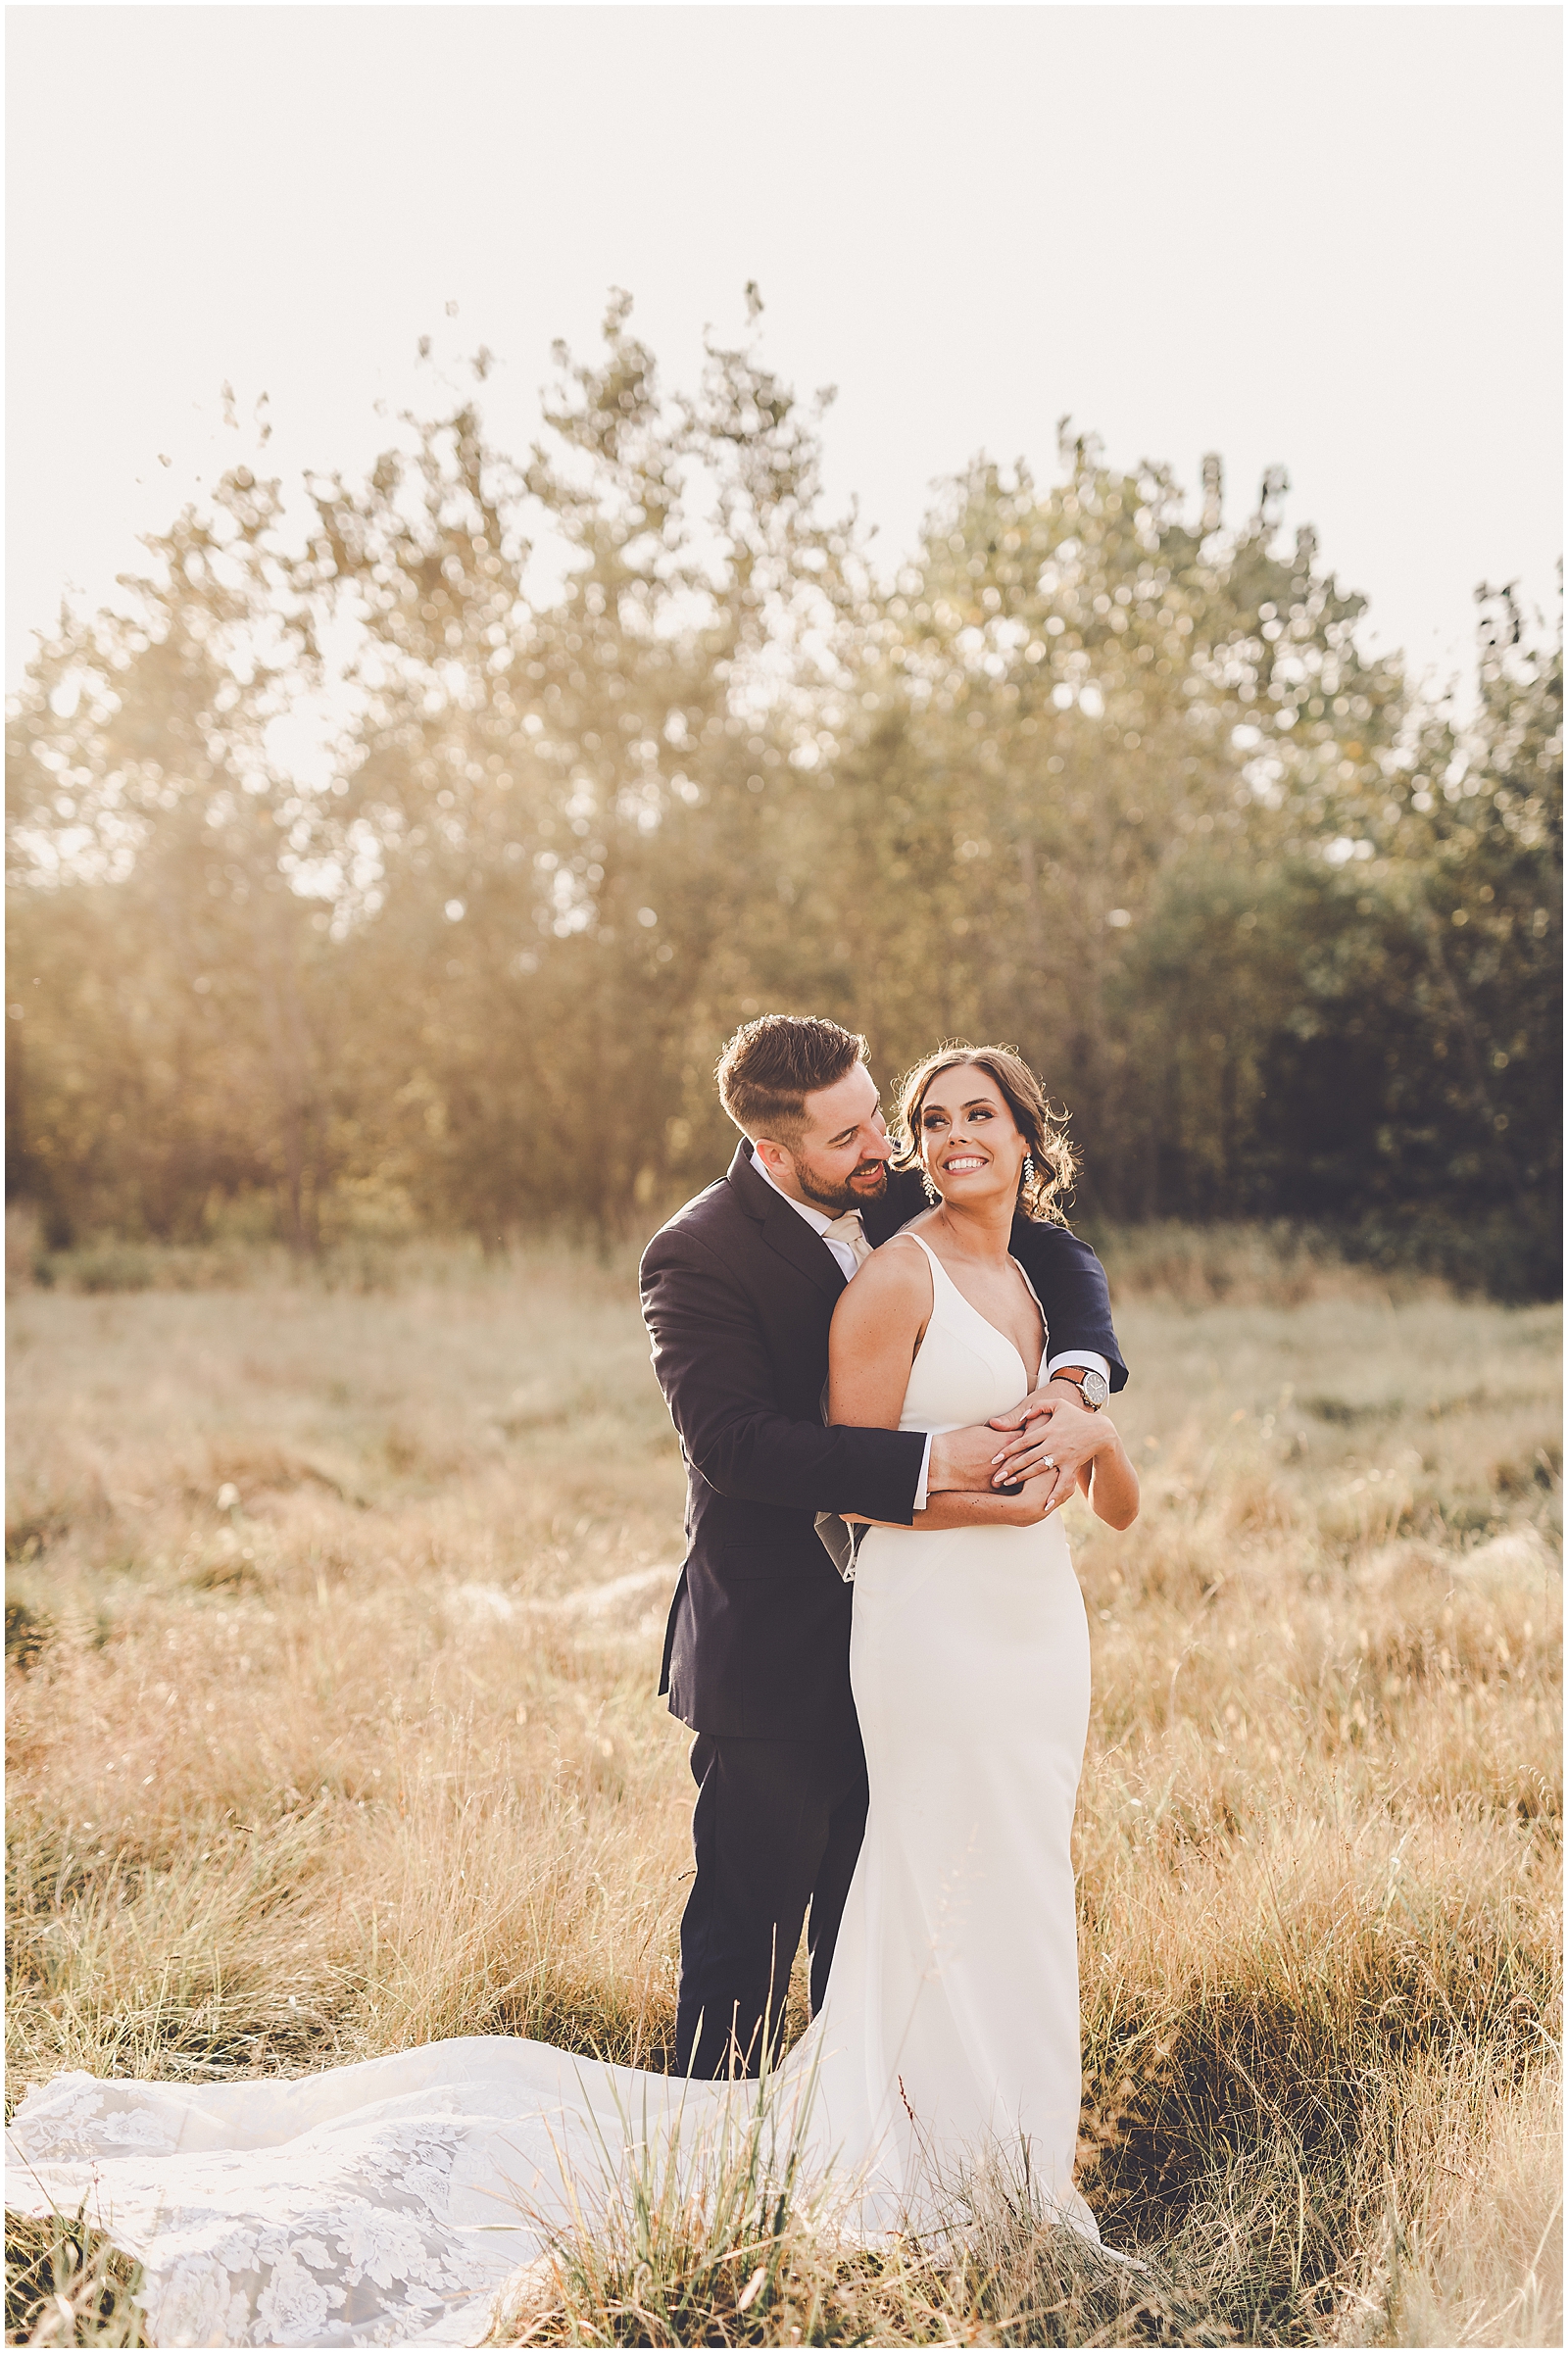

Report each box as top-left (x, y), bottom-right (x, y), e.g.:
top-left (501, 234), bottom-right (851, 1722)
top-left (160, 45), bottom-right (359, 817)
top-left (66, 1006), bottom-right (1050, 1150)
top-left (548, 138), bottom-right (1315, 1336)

top-left (6, 1234), bottom-right (1098, 2347)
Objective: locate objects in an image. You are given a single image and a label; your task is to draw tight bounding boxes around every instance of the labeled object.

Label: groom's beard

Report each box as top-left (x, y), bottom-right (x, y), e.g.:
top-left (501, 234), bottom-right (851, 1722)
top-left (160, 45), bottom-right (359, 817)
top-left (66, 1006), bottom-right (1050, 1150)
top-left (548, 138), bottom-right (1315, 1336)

top-left (793, 1157), bottom-right (890, 1217)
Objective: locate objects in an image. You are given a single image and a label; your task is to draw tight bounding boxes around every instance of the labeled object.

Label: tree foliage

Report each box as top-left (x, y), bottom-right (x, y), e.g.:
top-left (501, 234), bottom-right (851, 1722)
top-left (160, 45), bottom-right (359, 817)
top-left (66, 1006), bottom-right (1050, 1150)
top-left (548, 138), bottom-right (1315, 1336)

top-left (7, 302), bottom-right (1561, 1292)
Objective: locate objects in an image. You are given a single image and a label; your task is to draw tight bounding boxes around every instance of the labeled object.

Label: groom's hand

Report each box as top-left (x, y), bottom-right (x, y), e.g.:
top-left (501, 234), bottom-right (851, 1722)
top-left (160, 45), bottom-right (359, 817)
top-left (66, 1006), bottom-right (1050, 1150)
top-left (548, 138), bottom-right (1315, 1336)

top-left (928, 1409), bottom-right (1084, 1514)
top-left (927, 1422), bottom-right (1035, 1495)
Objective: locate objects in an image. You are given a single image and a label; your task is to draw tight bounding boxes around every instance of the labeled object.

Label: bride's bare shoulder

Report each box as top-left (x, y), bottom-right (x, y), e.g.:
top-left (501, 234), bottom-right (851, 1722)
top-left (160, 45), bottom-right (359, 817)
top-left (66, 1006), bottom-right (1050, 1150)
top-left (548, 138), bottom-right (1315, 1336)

top-left (835, 1230), bottom-right (932, 1323)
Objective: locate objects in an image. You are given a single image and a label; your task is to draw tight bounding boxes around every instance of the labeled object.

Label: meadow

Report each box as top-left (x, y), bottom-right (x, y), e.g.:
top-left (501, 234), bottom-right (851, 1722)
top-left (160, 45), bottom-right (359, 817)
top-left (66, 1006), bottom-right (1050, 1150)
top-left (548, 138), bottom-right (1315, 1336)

top-left (5, 1235), bottom-right (1561, 2346)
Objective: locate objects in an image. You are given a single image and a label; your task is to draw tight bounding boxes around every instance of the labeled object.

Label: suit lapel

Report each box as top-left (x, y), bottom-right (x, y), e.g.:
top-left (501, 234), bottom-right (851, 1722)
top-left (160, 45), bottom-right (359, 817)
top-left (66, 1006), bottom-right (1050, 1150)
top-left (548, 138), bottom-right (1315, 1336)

top-left (726, 1142), bottom-right (845, 1303)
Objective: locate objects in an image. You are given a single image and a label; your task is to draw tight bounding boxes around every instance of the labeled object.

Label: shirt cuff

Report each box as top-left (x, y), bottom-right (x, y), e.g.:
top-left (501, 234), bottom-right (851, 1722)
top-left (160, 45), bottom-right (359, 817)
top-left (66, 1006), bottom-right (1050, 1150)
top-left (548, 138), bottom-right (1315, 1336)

top-left (912, 1432), bottom-right (933, 1511)
top-left (1044, 1349), bottom-right (1111, 1387)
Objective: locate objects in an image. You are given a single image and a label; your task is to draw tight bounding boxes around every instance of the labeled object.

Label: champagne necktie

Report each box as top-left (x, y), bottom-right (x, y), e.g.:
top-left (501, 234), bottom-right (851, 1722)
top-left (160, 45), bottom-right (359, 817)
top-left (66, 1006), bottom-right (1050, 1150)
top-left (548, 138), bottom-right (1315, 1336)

top-left (821, 1210), bottom-right (873, 1271)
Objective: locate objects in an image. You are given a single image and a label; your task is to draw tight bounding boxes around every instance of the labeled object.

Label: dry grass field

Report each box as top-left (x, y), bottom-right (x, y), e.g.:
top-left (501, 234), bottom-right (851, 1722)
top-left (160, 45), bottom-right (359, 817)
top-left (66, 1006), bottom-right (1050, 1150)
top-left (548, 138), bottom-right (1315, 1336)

top-left (5, 1237), bottom-right (1561, 2346)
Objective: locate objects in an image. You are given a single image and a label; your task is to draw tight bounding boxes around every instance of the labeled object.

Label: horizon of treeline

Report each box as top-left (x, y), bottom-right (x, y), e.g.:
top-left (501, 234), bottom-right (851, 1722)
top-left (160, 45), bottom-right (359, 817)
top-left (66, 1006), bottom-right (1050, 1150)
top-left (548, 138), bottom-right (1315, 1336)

top-left (5, 295), bottom-right (1562, 1299)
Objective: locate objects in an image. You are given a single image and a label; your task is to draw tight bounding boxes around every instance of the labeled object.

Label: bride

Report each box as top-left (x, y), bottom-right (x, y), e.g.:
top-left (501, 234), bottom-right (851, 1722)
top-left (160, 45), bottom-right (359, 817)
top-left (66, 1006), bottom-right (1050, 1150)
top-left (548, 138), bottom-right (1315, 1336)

top-left (814, 1043), bottom-right (1139, 2235)
top-left (6, 1046), bottom-right (1138, 2350)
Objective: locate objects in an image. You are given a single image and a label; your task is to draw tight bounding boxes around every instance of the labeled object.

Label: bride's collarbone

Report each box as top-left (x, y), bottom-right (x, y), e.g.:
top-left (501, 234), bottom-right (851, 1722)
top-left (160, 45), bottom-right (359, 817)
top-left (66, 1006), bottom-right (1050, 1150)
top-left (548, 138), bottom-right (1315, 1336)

top-left (906, 1230), bottom-right (1044, 1372)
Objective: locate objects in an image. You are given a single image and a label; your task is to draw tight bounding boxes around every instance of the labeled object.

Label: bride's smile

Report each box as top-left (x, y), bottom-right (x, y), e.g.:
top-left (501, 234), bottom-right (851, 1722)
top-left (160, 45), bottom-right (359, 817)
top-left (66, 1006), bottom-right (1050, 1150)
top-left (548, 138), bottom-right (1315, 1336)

top-left (917, 1083), bottom-right (1027, 1208)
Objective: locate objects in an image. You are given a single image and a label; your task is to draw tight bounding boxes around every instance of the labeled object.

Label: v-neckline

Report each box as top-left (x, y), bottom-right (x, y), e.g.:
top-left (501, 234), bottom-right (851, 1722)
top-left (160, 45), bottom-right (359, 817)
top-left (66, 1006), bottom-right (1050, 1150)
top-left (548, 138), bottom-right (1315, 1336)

top-left (908, 1233), bottom-right (1045, 1391)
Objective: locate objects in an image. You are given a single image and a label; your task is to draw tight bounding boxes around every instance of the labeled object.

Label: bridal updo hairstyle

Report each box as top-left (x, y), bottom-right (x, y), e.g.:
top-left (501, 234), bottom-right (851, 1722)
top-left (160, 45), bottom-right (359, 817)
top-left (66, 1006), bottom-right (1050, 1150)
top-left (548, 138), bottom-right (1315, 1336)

top-left (894, 1043), bottom-right (1078, 1225)
top-left (716, 1013), bottom-right (870, 1145)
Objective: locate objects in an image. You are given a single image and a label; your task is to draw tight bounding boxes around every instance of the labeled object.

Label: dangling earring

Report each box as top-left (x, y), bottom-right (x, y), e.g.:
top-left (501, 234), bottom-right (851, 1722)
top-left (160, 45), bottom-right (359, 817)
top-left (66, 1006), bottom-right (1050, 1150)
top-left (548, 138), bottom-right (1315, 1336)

top-left (921, 1166), bottom-right (940, 1203)
top-left (1021, 1153), bottom-right (1036, 1188)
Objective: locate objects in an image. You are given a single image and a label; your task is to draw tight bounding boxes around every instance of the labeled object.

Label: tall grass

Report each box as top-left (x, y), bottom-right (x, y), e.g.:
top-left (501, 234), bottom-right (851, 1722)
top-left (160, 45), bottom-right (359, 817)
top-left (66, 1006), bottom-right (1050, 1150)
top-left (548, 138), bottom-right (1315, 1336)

top-left (5, 2205), bottom-right (146, 2347)
top-left (5, 1242), bottom-right (1560, 2344)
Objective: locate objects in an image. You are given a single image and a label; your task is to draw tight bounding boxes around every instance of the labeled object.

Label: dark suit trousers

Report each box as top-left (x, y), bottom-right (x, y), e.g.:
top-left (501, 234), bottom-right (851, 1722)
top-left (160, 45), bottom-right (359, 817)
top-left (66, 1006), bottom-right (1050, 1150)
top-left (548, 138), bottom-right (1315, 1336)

top-left (674, 1723), bottom-right (869, 2078)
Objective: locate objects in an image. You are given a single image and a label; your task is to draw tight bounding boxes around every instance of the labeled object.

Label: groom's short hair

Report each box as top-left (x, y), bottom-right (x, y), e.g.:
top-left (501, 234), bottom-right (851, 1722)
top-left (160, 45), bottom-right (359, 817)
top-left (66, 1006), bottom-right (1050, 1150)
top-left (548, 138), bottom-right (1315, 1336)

top-left (716, 1015), bottom-right (868, 1144)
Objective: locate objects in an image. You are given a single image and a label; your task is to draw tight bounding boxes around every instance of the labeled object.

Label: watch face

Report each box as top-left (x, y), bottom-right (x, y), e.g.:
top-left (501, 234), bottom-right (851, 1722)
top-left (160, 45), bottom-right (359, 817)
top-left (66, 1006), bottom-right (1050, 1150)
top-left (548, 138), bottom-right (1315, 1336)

top-left (1080, 1369), bottom-right (1109, 1409)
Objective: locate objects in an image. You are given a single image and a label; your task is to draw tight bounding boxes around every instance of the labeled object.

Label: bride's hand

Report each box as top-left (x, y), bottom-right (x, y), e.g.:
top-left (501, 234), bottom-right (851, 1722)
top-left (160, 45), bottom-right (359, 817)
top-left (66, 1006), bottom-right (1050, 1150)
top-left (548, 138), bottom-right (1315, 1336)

top-left (995, 1402), bottom-right (1139, 1531)
top-left (987, 1388), bottom-right (1101, 1494)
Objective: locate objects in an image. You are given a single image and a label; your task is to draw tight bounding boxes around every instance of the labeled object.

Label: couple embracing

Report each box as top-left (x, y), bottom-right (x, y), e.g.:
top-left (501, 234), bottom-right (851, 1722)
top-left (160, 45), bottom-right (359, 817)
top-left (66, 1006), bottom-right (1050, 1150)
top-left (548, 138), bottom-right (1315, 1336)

top-left (5, 1017), bottom-right (1137, 2345)
top-left (642, 1013), bottom-right (1138, 2237)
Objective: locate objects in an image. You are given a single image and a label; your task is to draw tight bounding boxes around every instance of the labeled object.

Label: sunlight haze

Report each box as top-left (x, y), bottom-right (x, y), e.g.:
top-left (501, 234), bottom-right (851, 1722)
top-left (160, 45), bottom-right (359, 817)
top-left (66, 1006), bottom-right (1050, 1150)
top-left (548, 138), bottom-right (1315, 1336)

top-left (6, 4), bottom-right (1561, 696)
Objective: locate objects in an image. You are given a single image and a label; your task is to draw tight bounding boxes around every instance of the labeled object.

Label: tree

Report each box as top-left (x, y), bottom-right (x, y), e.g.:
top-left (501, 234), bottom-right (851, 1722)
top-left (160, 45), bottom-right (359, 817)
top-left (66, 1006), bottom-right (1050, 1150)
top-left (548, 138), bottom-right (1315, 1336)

top-left (7, 305), bottom-right (1560, 1293)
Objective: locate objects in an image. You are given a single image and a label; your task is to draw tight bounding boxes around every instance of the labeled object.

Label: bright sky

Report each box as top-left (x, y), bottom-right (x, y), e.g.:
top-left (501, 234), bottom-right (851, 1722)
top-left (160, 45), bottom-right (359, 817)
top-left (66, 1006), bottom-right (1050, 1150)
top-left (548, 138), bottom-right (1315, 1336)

top-left (6, 4), bottom-right (1561, 699)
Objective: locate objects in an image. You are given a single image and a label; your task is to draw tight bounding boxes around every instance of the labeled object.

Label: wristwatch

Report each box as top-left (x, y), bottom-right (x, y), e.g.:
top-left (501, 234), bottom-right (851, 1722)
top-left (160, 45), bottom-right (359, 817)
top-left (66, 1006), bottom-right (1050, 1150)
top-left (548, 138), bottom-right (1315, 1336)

top-left (1050, 1365), bottom-right (1109, 1411)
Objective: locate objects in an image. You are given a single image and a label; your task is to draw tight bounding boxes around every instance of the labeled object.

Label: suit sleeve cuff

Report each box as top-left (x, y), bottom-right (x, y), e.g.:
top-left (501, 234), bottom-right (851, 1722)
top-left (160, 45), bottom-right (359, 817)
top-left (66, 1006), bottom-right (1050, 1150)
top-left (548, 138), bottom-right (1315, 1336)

top-left (912, 1433), bottom-right (933, 1510)
top-left (1045, 1349), bottom-right (1111, 1385)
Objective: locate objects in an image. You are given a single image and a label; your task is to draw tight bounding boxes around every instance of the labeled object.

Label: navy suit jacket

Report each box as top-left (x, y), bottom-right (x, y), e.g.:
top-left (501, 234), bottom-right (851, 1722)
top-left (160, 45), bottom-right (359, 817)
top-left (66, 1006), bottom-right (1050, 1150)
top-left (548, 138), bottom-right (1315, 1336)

top-left (639, 1145), bottom-right (1126, 1739)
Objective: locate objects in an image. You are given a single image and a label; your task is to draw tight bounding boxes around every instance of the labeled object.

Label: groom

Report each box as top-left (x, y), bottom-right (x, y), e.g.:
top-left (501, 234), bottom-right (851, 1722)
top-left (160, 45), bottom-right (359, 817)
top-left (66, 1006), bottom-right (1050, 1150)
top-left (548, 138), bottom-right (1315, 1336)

top-left (640, 1015), bottom-right (1126, 2077)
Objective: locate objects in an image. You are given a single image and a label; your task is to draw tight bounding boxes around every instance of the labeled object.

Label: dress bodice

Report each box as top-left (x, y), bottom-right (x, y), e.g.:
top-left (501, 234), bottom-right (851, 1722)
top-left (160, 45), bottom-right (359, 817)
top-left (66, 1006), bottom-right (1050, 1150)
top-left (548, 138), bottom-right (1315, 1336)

top-left (893, 1231), bottom-right (1044, 1433)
